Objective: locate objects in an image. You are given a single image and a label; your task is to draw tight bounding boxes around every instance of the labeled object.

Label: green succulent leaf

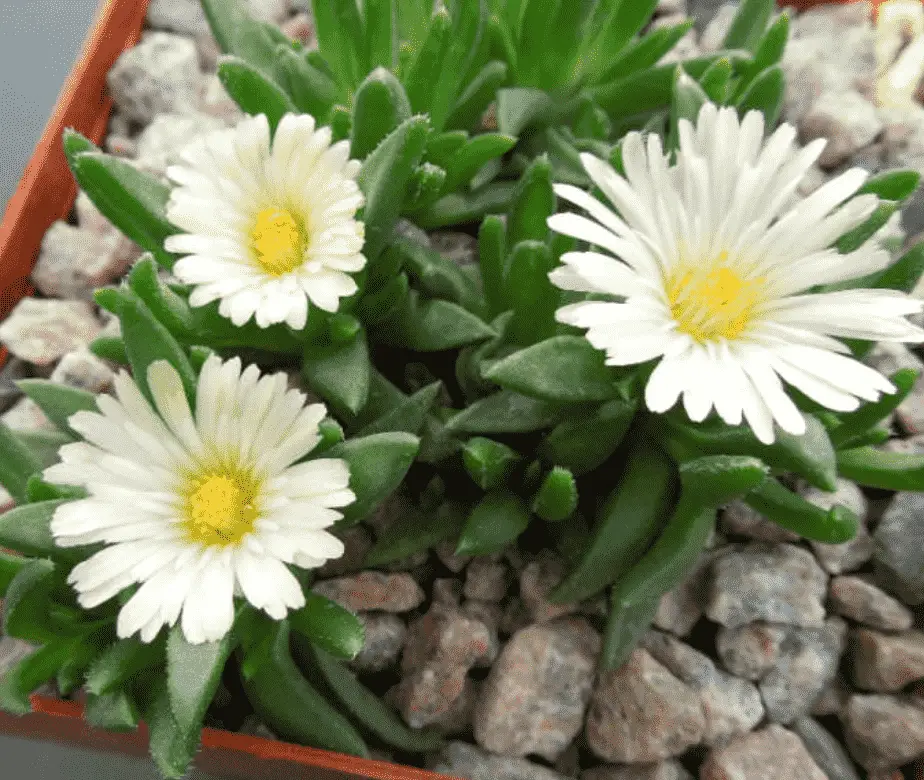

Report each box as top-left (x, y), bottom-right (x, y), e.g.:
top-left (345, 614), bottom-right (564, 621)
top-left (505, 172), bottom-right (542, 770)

top-left (670, 67), bottom-right (709, 147)
top-left (594, 21), bottom-right (696, 85)
top-left (391, 237), bottom-right (482, 312)
top-left (24, 476), bottom-right (85, 505)
top-left (745, 477), bottom-right (860, 543)
top-left (507, 154), bottom-right (555, 246)
top-left (289, 593), bottom-right (365, 660)
top-left (378, 290), bottom-right (496, 351)
top-left (302, 329), bottom-right (371, 418)
top-left (217, 56), bottom-right (296, 132)
top-left (444, 133), bottom-right (517, 192)
top-left (404, 8), bottom-right (451, 118)
top-left (312, 0), bottom-right (365, 90)
top-left (448, 60), bottom-right (508, 131)
top-left (723, 0), bottom-right (775, 52)
top-left (0, 551), bottom-right (28, 599)
top-left (699, 57), bottom-right (734, 103)
top-left (0, 420), bottom-right (45, 505)
top-left (484, 336), bottom-right (617, 403)
top-left (365, 0), bottom-right (397, 71)
top-left (463, 437), bottom-right (521, 490)
top-left (456, 489), bottom-right (531, 555)
top-left (835, 446), bottom-right (924, 491)
top-left (497, 87), bottom-right (553, 137)
top-left (829, 369), bottom-right (918, 448)
top-left (64, 137), bottom-right (177, 269)
top-left (415, 180), bottom-right (517, 228)
top-left (365, 501), bottom-right (465, 566)
top-left (3, 559), bottom-right (62, 643)
top-left (478, 214), bottom-right (507, 316)
top-left (350, 68), bottom-right (412, 160)
top-left (598, 593), bottom-right (661, 672)
top-left (14, 430), bottom-right (72, 472)
top-left (532, 466), bottom-right (578, 522)
top-left (273, 46), bottom-right (340, 120)
top-left (200, 0), bottom-right (278, 74)
top-left (355, 381), bottom-right (442, 437)
top-left (445, 391), bottom-right (565, 434)
top-left (541, 397), bottom-right (638, 476)
top-left (16, 380), bottom-right (97, 439)
top-left (85, 638), bottom-right (163, 696)
top-left (0, 500), bottom-right (81, 562)
top-left (735, 64), bottom-right (784, 127)
top-left (358, 115), bottom-right (429, 262)
top-left (145, 678), bottom-right (199, 780)
top-left (505, 240), bottom-right (558, 345)
top-left (307, 641), bottom-right (445, 752)
top-left (127, 255), bottom-right (196, 340)
top-left (326, 432), bottom-right (420, 523)
top-left (85, 690), bottom-right (140, 732)
top-left (0, 640), bottom-right (82, 716)
top-left (837, 203), bottom-right (897, 254)
top-left (89, 335), bottom-right (129, 365)
top-left (858, 170), bottom-right (920, 202)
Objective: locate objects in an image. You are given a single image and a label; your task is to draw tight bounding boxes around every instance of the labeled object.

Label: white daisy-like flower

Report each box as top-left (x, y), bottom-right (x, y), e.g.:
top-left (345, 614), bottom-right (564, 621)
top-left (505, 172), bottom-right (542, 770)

top-left (45, 355), bottom-right (353, 644)
top-left (164, 113), bottom-right (365, 331)
top-left (548, 103), bottom-right (924, 444)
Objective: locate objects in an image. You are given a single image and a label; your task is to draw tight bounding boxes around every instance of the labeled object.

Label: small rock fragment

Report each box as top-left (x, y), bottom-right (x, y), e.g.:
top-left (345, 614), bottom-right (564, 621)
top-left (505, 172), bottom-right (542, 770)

top-left (874, 491), bottom-right (924, 605)
top-left (829, 576), bottom-right (914, 631)
top-left (586, 649), bottom-right (705, 763)
top-left (316, 526), bottom-right (372, 577)
top-left (700, 724), bottom-right (827, 780)
top-left (435, 539), bottom-right (471, 573)
top-left (135, 112), bottom-right (226, 178)
top-left (811, 673), bottom-right (850, 718)
top-left (716, 623), bottom-right (786, 681)
top-left (49, 350), bottom-right (114, 394)
top-left (107, 32), bottom-right (202, 123)
top-left (759, 618), bottom-right (848, 724)
top-left (474, 618), bottom-right (600, 761)
top-left (653, 549), bottom-right (711, 637)
top-left (792, 716), bottom-right (862, 780)
top-left (720, 500), bottom-right (799, 543)
top-left (845, 694), bottom-right (924, 771)
top-left (852, 629), bottom-right (924, 692)
top-left (642, 631), bottom-right (764, 744)
top-left (707, 543), bottom-right (828, 628)
top-left (349, 613), bottom-right (406, 673)
top-left (432, 577), bottom-right (462, 607)
top-left (428, 740), bottom-right (572, 780)
top-left (312, 572), bottom-right (425, 613)
top-left (430, 231), bottom-right (478, 266)
top-left (521, 553), bottom-right (579, 623)
top-left (280, 12), bottom-right (314, 47)
top-left (799, 90), bottom-right (884, 169)
top-left (463, 559), bottom-right (508, 602)
top-left (0, 397), bottom-right (55, 433)
top-left (461, 599), bottom-right (502, 667)
top-left (581, 762), bottom-right (691, 780)
top-left (0, 299), bottom-right (100, 367)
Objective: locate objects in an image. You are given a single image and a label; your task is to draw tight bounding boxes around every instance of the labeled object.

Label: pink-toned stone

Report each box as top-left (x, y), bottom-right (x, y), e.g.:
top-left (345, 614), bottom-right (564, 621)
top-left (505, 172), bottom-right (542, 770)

top-left (700, 724), bottom-right (827, 780)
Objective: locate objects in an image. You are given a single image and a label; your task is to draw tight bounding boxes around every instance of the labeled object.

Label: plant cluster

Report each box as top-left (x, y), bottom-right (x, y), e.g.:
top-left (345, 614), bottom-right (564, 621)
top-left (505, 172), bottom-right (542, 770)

top-left (1, 1), bottom-right (924, 778)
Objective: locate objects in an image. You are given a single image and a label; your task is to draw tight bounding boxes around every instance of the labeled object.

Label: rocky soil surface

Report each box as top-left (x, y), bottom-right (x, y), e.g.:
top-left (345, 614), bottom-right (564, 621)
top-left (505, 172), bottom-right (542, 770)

top-left (0, 1), bottom-right (922, 779)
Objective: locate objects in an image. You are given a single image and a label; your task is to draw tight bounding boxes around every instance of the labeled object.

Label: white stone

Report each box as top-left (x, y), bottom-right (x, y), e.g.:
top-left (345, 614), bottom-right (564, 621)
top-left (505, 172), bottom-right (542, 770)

top-left (0, 299), bottom-right (100, 367)
top-left (135, 112), bottom-right (226, 179)
top-left (799, 90), bottom-right (883, 170)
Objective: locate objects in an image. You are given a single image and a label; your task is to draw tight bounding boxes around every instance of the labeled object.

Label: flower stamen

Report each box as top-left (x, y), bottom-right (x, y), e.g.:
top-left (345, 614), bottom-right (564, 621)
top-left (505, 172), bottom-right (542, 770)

top-left (182, 469), bottom-right (261, 546)
top-left (250, 207), bottom-right (307, 276)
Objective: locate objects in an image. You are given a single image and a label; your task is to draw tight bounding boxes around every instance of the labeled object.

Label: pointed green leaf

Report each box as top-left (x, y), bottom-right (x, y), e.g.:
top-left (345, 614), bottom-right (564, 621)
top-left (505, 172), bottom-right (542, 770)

top-left (355, 381), bottom-right (442, 437)
top-left (496, 87), bottom-right (553, 136)
top-left (678, 454), bottom-right (769, 506)
top-left (0, 551), bottom-right (27, 598)
top-left (85, 690), bottom-right (139, 732)
top-left (89, 335), bottom-right (129, 365)
top-left (835, 446), bottom-right (924, 491)
top-left (86, 638), bottom-right (163, 696)
top-left (24, 476), bottom-right (85, 504)
top-left (312, 0), bottom-right (365, 89)
top-left (505, 240), bottom-right (558, 344)
top-left (594, 21), bottom-right (696, 85)
top-left (448, 60), bottom-right (508, 131)
top-left (15, 430), bottom-right (72, 471)
top-left (289, 593), bottom-right (365, 660)
top-left (3, 558), bottom-right (60, 643)
top-left (533, 467), bottom-right (577, 522)
top-left (463, 437), bottom-right (520, 490)
top-left (166, 624), bottom-right (235, 738)
top-left (484, 336), bottom-right (617, 402)
top-left (326, 432), bottom-right (420, 523)
top-left (723, 0), bottom-right (774, 52)
top-left (273, 46), bottom-right (340, 119)
top-left (66, 145), bottom-right (177, 269)
top-left (745, 476), bottom-right (860, 543)
top-left (365, 501), bottom-right (464, 566)
top-left (145, 678), bottom-right (199, 780)
top-left (837, 202), bottom-right (898, 254)
top-left (0, 420), bottom-right (44, 504)
top-left (302, 330), bottom-right (371, 418)
top-left (446, 391), bottom-right (564, 434)
top-left (217, 56), bottom-right (295, 132)
top-left (444, 133), bottom-right (516, 191)
top-left (358, 115), bottom-right (429, 261)
top-left (541, 398), bottom-right (637, 476)
top-left (858, 170), bottom-right (920, 202)
top-left (350, 68), bottom-right (412, 160)
top-left (365, 0), bottom-right (396, 70)
top-left (699, 57), bottom-right (733, 103)
top-left (0, 500), bottom-right (70, 560)
top-left (736, 65), bottom-right (784, 127)
top-left (379, 290), bottom-right (496, 351)
top-left (16, 380), bottom-right (99, 437)
top-left (201, 0), bottom-right (278, 73)
top-left (128, 255), bottom-right (195, 340)
top-left (868, 241), bottom-right (924, 294)
top-left (307, 642), bottom-right (445, 752)
top-left (390, 237), bottom-right (482, 312)
top-left (415, 180), bottom-right (517, 228)
top-left (0, 641), bottom-right (77, 715)
top-left (829, 369), bottom-right (919, 448)
top-left (507, 154), bottom-right (554, 246)
top-left (601, 592), bottom-right (661, 671)
top-left (456, 490), bottom-right (530, 555)
top-left (478, 214), bottom-right (507, 317)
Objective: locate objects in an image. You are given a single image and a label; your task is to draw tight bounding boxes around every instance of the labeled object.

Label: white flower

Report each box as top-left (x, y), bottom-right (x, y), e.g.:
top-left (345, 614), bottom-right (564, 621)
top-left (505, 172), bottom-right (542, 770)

top-left (164, 113), bottom-right (365, 331)
top-left (548, 103), bottom-right (924, 444)
top-left (45, 355), bottom-right (353, 644)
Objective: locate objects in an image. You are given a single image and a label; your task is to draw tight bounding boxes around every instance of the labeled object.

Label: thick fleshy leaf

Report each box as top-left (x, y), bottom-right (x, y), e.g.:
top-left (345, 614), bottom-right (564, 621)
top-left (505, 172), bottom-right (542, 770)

top-left (0, 641), bottom-right (81, 715)
top-left (478, 214), bottom-right (507, 317)
top-left (64, 139), bottom-right (177, 269)
top-left (463, 437), bottom-right (520, 490)
top-left (85, 690), bottom-right (140, 732)
top-left (145, 678), bottom-right (199, 780)
top-left (857, 169), bottom-right (920, 202)
top-left (678, 455), bottom-right (769, 507)
top-left (0, 551), bottom-right (27, 598)
top-left (166, 623), bottom-right (236, 738)
top-left (0, 500), bottom-right (73, 560)
top-left (699, 57), bottom-right (733, 103)
top-left (358, 116), bottom-right (429, 261)
top-left (85, 638), bottom-right (163, 696)
top-left (90, 336), bottom-right (129, 365)
top-left (551, 443), bottom-right (676, 604)
top-left (723, 0), bottom-right (774, 52)
top-left (414, 180), bottom-right (517, 228)
top-left (541, 398), bottom-right (637, 475)
top-left (311, 0), bottom-right (364, 89)
top-left (829, 369), bottom-right (918, 449)
top-left (447, 60), bottom-right (508, 131)
top-left (484, 336), bottom-right (617, 402)
top-left (351, 68), bottom-right (412, 160)
top-left (444, 133), bottom-right (517, 191)
top-left (128, 255), bottom-right (196, 340)
top-left (392, 237), bottom-right (482, 312)
top-left (505, 240), bottom-right (558, 344)
top-left (532, 467), bottom-right (577, 522)
top-left (273, 45), bottom-right (340, 120)
top-left (745, 477), bottom-right (860, 543)
top-left (601, 593), bottom-right (661, 671)
top-left (445, 391), bottom-right (565, 434)
top-left (0, 420), bottom-right (44, 505)
top-left (24, 476), bottom-right (85, 504)
top-left (837, 202), bottom-right (897, 254)
top-left (365, 501), bottom-right (465, 566)
top-left (306, 642), bottom-right (445, 751)
top-left (456, 490), bottom-right (531, 555)
top-left (240, 621), bottom-right (369, 756)
top-left (364, 0), bottom-right (396, 70)
top-left (289, 593), bottom-right (365, 660)
top-left (326, 433), bottom-right (420, 523)
top-left (302, 330), bottom-right (371, 418)
top-left (835, 446), bottom-right (924, 491)
top-left (355, 382), bottom-right (442, 437)
top-left (200, 0), bottom-right (278, 73)
top-left (117, 289), bottom-right (198, 410)
top-left (496, 87), bottom-right (553, 137)
top-left (217, 56), bottom-right (295, 132)
top-left (867, 241), bottom-right (924, 294)
top-left (15, 430), bottom-right (72, 471)
top-left (16, 380), bottom-right (99, 438)
top-left (735, 64), bottom-right (784, 127)
top-left (594, 21), bottom-right (695, 85)
top-left (405, 162), bottom-right (447, 211)
top-left (403, 9), bottom-right (451, 118)
top-left (507, 155), bottom-right (555, 246)
top-left (378, 290), bottom-right (496, 351)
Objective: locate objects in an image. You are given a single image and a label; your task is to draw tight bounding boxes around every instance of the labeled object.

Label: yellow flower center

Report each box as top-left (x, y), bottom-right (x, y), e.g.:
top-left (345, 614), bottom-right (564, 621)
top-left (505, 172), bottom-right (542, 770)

top-left (250, 207), bottom-right (308, 276)
top-left (667, 256), bottom-right (765, 343)
top-left (182, 468), bottom-right (261, 546)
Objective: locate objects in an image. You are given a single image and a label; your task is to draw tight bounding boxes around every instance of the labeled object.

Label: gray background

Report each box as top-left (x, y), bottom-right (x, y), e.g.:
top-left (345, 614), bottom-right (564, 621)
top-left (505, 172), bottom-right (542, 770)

top-left (0, 2), bottom-right (217, 776)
